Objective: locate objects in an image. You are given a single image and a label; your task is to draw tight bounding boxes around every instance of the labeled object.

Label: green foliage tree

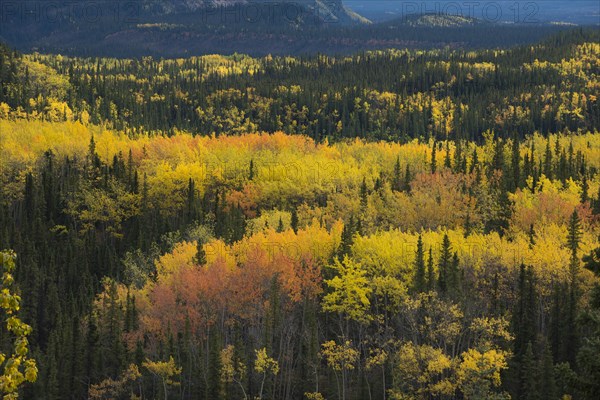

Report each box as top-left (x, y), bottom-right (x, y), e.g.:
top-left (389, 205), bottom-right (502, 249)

top-left (412, 235), bottom-right (426, 294)
top-left (437, 234), bottom-right (452, 294)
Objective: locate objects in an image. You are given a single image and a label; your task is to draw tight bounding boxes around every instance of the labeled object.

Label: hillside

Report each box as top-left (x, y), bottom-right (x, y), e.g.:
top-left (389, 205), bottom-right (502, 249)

top-left (1, 21), bottom-right (600, 400)
top-left (0, 0), bottom-right (584, 57)
top-left (0, 0), bottom-right (369, 56)
top-left (1, 29), bottom-right (598, 140)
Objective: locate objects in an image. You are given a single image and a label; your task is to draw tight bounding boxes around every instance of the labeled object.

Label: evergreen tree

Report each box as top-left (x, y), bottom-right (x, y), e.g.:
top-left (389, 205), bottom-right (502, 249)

top-left (528, 224), bottom-right (536, 248)
top-left (448, 252), bottom-right (461, 294)
top-left (195, 240), bottom-right (206, 265)
top-left (403, 164), bottom-right (412, 193)
top-left (558, 149), bottom-right (568, 185)
top-left (521, 342), bottom-right (539, 400)
top-left (360, 177), bottom-right (368, 209)
top-left (249, 159), bottom-right (255, 180)
top-left (581, 174), bottom-right (589, 203)
top-left (426, 248), bottom-right (435, 291)
top-left (444, 141), bottom-right (451, 170)
top-left (290, 207), bottom-right (299, 234)
top-left (568, 210), bottom-right (582, 262)
top-left (486, 189), bottom-right (512, 235)
top-left (412, 234), bottom-right (426, 293)
top-left (582, 238), bottom-right (600, 276)
top-left (544, 139), bottom-right (553, 179)
top-left (453, 140), bottom-right (463, 173)
top-left (513, 265), bottom-right (538, 359)
top-left (549, 284), bottom-right (565, 362)
top-left (565, 210), bottom-right (582, 364)
top-left (511, 265), bottom-right (538, 400)
top-left (593, 185), bottom-right (600, 216)
top-left (464, 212), bottom-right (472, 238)
top-left (430, 142), bottom-right (437, 174)
top-left (437, 234), bottom-right (451, 294)
top-left (491, 138), bottom-right (505, 176)
top-left (539, 342), bottom-right (557, 400)
top-left (338, 216), bottom-right (356, 258)
top-left (392, 156), bottom-right (401, 191)
top-left (186, 178), bottom-right (197, 222)
top-left (577, 243), bottom-right (600, 399)
top-left (470, 148), bottom-right (479, 174)
top-left (511, 133), bottom-right (521, 191)
top-left (207, 330), bottom-right (223, 400)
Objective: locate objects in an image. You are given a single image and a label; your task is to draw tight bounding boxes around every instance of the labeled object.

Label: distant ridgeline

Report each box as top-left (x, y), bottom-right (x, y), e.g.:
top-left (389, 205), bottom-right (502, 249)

top-left (0, 0), bottom-right (582, 57)
top-left (1, 29), bottom-right (599, 141)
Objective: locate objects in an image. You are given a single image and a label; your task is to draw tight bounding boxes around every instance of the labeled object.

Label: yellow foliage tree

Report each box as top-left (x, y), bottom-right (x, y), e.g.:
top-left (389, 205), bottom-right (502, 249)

top-left (321, 340), bottom-right (359, 400)
top-left (254, 348), bottom-right (279, 400)
top-left (457, 349), bottom-right (510, 400)
top-left (390, 342), bottom-right (456, 400)
top-left (323, 257), bottom-right (373, 328)
top-left (0, 251), bottom-right (37, 399)
top-left (142, 356), bottom-right (182, 400)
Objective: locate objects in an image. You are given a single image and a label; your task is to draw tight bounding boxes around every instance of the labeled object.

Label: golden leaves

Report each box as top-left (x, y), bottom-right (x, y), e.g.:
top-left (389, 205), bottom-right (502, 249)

top-left (0, 251), bottom-right (37, 396)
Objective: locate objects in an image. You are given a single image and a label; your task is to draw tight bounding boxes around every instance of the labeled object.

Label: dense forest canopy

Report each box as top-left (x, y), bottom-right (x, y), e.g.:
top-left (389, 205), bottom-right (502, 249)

top-left (1, 29), bottom-right (598, 141)
top-left (0, 28), bottom-right (599, 400)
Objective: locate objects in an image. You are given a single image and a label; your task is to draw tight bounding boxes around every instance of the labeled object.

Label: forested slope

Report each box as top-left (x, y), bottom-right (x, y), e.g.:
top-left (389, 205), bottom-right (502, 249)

top-left (1, 29), bottom-right (598, 140)
top-left (0, 29), bottom-right (599, 399)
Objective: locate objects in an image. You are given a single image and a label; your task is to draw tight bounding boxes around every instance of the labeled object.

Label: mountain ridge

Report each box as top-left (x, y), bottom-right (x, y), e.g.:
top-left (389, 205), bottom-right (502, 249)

top-left (0, 0), bottom-right (586, 57)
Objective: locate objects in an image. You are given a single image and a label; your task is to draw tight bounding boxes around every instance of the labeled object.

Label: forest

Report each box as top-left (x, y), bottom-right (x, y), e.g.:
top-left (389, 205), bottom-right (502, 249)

top-left (0, 28), bottom-right (600, 400)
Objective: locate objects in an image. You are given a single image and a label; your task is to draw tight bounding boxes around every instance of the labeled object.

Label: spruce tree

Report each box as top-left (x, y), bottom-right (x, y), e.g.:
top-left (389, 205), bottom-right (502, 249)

top-left (539, 342), bottom-right (557, 400)
top-left (290, 207), bottom-right (299, 234)
top-left (464, 212), bottom-right (472, 238)
top-left (581, 174), bottom-right (589, 203)
top-left (491, 138), bottom-right (505, 175)
top-left (511, 133), bottom-right (521, 191)
top-left (567, 210), bottom-right (583, 301)
top-left (338, 216), bottom-right (355, 258)
top-left (486, 189), bottom-right (512, 235)
top-left (521, 342), bottom-right (539, 400)
top-left (513, 265), bottom-right (538, 363)
top-left (393, 156), bottom-right (401, 191)
top-left (444, 141), bottom-right (451, 170)
top-left (470, 148), bottom-right (479, 174)
top-left (360, 177), bottom-right (368, 209)
top-left (195, 240), bottom-right (206, 265)
top-left (565, 210), bottom-right (582, 364)
top-left (437, 234), bottom-right (451, 294)
top-left (559, 149), bottom-right (567, 185)
top-left (187, 178), bottom-right (196, 222)
top-left (528, 224), bottom-right (536, 248)
top-left (249, 159), bottom-right (255, 180)
top-left (511, 265), bottom-right (539, 400)
top-left (593, 185), bottom-right (600, 216)
top-left (549, 283), bottom-right (565, 362)
top-left (412, 235), bottom-right (426, 293)
top-left (207, 330), bottom-right (223, 400)
top-left (426, 248), bottom-right (435, 291)
top-left (544, 139), bottom-right (553, 179)
top-left (448, 252), bottom-right (461, 294)
top-left (430, 142), bottom-right (437, 174)
top-left (403, 164), bottom-right (412, 193)
top-left (453, 140), bottom-right (463, 173)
